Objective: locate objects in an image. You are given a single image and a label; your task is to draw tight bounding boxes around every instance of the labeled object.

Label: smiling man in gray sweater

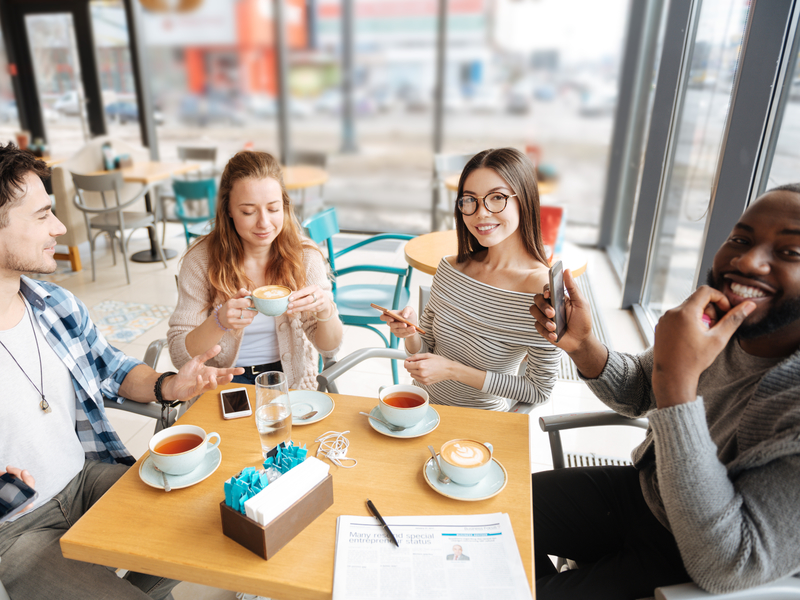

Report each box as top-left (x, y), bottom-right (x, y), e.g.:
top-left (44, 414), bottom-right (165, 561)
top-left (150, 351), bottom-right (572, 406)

top-left (529, 184), bottom-right (800, 599)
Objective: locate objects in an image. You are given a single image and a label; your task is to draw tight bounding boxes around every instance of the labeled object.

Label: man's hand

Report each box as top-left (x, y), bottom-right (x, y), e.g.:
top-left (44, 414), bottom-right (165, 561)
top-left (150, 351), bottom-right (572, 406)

top-left (530, 269), bottom-right (591, 352)
top-left (530, 269), bottom-right (608, 378)
top-left (3, 466), bottom-right (37, 514)
top-left (162, 345), bottom-right (244, 402)
top-left (653, 286), bottom-right (754, 408)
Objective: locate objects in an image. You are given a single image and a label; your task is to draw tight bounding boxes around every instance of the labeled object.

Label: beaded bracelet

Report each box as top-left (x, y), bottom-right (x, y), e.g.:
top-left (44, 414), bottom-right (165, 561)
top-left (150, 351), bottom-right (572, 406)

top-left (315, 306), bottom-right (338, 322)
top-left (214, 304), bottom-right (232, 332)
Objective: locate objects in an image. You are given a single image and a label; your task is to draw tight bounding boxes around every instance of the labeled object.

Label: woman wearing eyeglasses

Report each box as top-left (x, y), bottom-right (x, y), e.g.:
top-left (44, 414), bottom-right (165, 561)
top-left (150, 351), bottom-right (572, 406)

top-left (382, 147), bottom-right (561, 411)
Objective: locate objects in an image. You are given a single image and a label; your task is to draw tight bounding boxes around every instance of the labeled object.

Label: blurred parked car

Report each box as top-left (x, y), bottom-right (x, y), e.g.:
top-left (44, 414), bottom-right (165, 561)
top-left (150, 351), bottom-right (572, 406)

top-left (246, 94), bottom-right (313, 120)
top-left (506, 83), bottom-right (532, 115)
top-left (314, 89), bottom-right (376, 116)
top-left (579, 84), bottom-right (617, 116)
top-left (0, 100), bottom-right (18, 122)
top-left (179, 93), bottom-right (246, 127)
top-left (53, 90), bottom-right (81, 116)
top-left (105, 101), bottom-right (165, 125)
top-left (467, 87), bottom-right (503, 113)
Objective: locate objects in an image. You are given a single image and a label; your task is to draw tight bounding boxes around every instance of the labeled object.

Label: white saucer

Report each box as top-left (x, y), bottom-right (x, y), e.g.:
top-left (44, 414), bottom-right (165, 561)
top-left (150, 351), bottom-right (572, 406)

top-left (367, 405), bottom-right (440, 439)
top-left (291, 390), bottom-right (334, 425)
top-left (423, 455), bottom-right (508, 501)
top-left (139, 447), bottom-right (222, 490)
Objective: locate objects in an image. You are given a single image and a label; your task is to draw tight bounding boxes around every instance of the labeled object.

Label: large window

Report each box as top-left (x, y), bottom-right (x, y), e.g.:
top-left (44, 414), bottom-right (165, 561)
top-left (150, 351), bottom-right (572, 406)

top-left (641, 1), bottom-right (750, 318)
top-left (763, 49), bottom-right (800, 190)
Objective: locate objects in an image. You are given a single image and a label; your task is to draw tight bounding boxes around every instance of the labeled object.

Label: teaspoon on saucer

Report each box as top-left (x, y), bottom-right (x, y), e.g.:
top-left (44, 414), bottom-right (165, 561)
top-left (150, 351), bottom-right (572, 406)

top-left (427, 445), bottom-right (450, 484)
top-left (296, 410), bottom-right (318, 420)
top-left (359, 411), bottom-right (406, 432)
top-left (153, 465), bottom-right (171, 492)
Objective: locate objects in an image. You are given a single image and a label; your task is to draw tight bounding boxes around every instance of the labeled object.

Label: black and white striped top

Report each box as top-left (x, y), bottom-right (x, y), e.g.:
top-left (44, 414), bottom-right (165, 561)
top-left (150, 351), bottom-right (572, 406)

top-left (411, 258), bottom-right (561, 411)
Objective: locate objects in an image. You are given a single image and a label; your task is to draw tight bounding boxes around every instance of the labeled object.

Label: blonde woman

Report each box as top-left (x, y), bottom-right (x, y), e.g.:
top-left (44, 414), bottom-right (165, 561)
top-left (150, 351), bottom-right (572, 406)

top-left (168, 151), bottom-right (342, 389)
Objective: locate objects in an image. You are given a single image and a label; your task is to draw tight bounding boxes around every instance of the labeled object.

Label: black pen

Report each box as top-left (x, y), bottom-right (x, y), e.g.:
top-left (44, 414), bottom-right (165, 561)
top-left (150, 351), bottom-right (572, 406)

top-left (366, 499), bottom-right (400, 547)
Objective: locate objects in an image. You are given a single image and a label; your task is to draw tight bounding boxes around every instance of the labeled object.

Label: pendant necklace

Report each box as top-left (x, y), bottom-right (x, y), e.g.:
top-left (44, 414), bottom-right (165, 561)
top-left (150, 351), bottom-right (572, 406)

top-left (0, 293), bottom-right (51, 413)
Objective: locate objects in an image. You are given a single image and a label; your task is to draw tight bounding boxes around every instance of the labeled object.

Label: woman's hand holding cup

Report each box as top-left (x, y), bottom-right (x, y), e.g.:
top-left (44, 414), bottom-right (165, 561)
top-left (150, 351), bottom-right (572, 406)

top-left (287, 284), bottom-right (334, 319)
top-left (219, 288), bottom-right (257, 330)
top-left (380, 306), bottom-right (420, 339)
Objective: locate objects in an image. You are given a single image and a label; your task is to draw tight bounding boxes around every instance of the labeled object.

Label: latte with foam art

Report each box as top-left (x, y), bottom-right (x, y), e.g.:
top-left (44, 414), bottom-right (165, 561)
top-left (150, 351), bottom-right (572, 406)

top-left (441, 440), bottom-right (490, 468)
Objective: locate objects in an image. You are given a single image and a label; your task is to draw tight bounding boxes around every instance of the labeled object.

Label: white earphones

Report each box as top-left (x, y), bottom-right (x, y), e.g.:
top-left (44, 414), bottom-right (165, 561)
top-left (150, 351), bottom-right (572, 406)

top-left (315, 430), bottom-right (358, 468)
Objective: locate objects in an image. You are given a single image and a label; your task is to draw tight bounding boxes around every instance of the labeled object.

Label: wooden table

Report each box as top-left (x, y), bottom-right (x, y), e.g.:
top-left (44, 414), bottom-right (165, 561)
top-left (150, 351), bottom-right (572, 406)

top-left (283, 165), bottom-right (329, 191)
top-left (444, 173), bottom-right (556, 196)
top-left (92, 161), bottom-right (200, 262)
top-left (61, 385), bottom-right (534, 599)
top-left (404, 229), bottom-right (588, 278)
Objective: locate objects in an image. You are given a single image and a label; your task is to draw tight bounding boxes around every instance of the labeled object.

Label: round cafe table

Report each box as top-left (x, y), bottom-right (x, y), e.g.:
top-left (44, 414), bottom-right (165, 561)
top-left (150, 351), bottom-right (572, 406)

top-left (282, 165), bottom-right (329, 191)
top-left (404, 229), bottom-right (588, 277)
top-left (444, 173), bottom-right (556, 196)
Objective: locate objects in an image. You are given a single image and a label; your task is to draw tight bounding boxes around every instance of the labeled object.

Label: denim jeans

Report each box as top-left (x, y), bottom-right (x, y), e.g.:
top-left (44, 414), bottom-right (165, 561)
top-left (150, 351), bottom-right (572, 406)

top-left (0, 460), bottom-right (179, 600)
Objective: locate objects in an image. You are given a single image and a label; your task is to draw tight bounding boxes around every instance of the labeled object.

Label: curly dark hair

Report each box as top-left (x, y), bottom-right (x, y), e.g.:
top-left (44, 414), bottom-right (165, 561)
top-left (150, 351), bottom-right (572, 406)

top-left (0, 142), bottom-right (51, 228)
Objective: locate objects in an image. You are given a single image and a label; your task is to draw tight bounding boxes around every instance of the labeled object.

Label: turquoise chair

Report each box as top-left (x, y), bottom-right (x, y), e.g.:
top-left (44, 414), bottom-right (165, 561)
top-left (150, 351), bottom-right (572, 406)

top-left (172, 178), bottom-right (217, 245)
top-left (302, 208), bottom-right (415, 384)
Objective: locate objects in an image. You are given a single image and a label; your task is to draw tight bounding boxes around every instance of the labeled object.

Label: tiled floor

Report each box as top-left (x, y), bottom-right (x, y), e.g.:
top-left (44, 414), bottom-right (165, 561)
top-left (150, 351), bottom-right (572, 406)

top-left (47, 223), bottom-right (647, 599)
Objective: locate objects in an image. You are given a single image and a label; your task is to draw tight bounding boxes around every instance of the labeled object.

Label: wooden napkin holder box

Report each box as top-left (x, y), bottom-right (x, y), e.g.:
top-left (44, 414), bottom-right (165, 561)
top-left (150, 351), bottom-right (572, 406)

top-left (219, 473), bottom-right (333, 560)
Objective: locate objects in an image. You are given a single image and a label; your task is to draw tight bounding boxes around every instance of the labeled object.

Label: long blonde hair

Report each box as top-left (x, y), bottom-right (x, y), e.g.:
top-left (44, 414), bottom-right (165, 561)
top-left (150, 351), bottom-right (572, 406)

top-left (190, 150), bottom-right (318, 308)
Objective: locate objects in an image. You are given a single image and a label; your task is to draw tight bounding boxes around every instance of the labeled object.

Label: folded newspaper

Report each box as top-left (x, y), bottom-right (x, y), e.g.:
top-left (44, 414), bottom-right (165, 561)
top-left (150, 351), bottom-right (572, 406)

top-left (332, 512), bottom-right (533, 600)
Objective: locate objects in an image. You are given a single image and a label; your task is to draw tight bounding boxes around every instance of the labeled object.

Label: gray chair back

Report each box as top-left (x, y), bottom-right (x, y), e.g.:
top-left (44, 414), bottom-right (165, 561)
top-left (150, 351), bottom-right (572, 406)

top-left (177, 146), bottom-right (218, 179)
top-left (432, 152), bottom-right (474, 230)
top-left (291, 150), bottom-right (328, 168)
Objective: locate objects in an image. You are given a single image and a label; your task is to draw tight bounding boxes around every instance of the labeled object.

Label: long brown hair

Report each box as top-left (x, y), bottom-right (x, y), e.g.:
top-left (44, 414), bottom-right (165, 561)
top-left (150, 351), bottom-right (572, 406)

top-left (190, 150), bottom-right (317, 307)
top-left (455, 147), bottom-right (549, 266)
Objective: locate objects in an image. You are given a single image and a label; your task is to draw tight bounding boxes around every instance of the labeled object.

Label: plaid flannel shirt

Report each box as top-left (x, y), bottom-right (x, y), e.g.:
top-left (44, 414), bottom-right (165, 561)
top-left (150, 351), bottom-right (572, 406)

top-left (19, 276), bottom-right (141, 466)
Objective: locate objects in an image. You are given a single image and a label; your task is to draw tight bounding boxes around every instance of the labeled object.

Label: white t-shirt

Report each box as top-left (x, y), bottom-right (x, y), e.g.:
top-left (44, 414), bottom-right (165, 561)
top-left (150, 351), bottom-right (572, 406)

top-left (0, 299), bottom-right (85, 520)
top-left (235, 311), bottom-right (280, 367)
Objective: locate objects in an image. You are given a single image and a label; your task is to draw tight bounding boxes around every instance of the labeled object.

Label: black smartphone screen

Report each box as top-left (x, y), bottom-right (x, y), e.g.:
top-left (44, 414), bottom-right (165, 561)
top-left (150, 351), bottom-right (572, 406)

top-left (0, 472), bottom-right (38, 522)
top-left (222, 389), bottom-right (250, 414)
top-left (548, 261), bottom-right (567, 342)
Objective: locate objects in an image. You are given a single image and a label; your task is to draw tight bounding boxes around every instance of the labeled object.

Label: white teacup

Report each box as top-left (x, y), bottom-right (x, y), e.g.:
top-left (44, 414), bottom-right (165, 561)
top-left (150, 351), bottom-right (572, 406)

top-left (439, 439), bottom-right (494, 486)
top-left (148, 424), bottom-right (221, 476)
top-left (248, 285), bottom-right (291, 317)
top-left (378, 384), bottom-right (429, 428)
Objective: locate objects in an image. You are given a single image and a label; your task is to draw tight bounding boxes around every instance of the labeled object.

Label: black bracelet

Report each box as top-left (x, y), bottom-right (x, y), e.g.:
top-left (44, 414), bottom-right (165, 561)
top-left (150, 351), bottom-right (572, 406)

top-left (154, 371), bottom-right (178, 405)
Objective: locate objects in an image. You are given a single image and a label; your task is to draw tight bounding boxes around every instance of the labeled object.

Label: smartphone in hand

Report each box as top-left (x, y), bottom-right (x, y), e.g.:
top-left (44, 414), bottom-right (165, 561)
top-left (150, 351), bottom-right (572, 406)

top-left (548, 261), bottom-right (567, 342)
top-left (0, 472), bottom-right (38, 524)
top-left (370, 303), bottom-right (426, 335)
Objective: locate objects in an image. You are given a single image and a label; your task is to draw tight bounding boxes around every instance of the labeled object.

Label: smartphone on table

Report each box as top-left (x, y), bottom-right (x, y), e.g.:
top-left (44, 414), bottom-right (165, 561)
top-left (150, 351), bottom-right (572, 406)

top-left (548, 260), bottom-right (567, 342)
top-left (0, 471), bottom-right (38, 524)
top-left (220, 387), bottom-right (252, 419)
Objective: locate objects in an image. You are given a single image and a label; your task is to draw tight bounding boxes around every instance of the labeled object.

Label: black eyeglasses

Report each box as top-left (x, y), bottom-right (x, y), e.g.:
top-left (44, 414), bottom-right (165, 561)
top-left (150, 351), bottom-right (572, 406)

top-left (456, 192), bottom-right (517, 216)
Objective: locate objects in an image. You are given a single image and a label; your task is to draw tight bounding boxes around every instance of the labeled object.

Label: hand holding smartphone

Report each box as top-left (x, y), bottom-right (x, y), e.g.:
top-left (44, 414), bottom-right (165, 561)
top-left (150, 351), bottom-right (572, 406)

top-left (548, 261), bottom-right (567, 342)
top-left (220, 387), bottom-right (252, 419)
top-left (0, 471), bottom-right (38, 524)
top-left (370, 303), bottom-right (426, 335)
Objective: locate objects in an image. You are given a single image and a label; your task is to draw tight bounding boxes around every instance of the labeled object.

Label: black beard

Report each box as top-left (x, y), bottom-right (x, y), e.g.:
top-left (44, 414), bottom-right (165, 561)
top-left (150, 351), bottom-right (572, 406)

top-left (705, 269), bottom-right (800, 340)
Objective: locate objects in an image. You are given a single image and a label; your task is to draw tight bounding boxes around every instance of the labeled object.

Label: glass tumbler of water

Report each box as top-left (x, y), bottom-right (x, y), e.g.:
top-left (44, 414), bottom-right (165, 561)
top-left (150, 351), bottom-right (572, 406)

top-left (254, 371), bottom-right (292, 457)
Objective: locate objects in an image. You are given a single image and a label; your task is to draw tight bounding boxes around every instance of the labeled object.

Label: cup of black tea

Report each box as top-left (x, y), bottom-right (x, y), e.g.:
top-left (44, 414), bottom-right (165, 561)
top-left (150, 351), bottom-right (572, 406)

top-left (148, 424), bottom-right (221, 475)
top-left (378, 384), bottom-right (429, 428)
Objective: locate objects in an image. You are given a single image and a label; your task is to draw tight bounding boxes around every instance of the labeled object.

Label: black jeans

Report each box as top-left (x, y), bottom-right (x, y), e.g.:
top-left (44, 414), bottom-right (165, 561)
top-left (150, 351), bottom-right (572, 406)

top-left (533, 465), bottom-right (690, 600)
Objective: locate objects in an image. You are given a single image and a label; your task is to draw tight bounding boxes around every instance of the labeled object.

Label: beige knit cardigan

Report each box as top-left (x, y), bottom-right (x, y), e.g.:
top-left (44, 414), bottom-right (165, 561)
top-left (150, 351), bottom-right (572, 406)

top-left (167, 240), bottom-right (340, 390)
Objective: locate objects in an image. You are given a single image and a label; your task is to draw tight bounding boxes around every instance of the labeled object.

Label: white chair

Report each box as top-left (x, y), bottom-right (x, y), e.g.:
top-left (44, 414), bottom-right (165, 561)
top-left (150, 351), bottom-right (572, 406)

top-left (655, 575), bottom-right (800, 599)
top-left (71, 171), bottom-right (167, 284)
top-left (432, 152), bottom-right (473, 231)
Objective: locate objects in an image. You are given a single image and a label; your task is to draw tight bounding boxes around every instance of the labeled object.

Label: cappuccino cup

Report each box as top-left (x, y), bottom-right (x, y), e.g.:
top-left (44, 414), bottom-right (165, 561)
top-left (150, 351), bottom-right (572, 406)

top-left (378, 384), bottom-right (429, 428)
top-left (439, 439), bottom-right (494, 486)
top-left (248, 285), bottom-right (291, 317)
top-left (148, 424), bottom-right (221, 475)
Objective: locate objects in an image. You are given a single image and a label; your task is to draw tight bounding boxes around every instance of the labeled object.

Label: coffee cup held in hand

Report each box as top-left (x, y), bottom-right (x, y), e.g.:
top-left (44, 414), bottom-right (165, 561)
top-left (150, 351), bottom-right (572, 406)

top-left (148, 424), bottom-right (221, 475)
top-left (378, 384), bottom-right (429, 428)
top-left (248, 285), bottom-right (291, 317)
top-left (438, 439), bottom-right (494, 486)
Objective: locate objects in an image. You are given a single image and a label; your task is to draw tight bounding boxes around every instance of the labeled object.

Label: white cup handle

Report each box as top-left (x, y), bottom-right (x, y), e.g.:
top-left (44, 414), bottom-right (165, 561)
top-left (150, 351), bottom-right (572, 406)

top-left (206, 432), bottom-right (221, 450)
top-left (378, 385), bottom-right (388, 395)
top-left (484, 442), bottom-right (493, 458)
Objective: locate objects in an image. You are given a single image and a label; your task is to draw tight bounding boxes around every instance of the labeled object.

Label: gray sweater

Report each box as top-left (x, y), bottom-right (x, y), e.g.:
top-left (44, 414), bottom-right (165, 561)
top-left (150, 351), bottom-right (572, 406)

top-left (586, 340), bottom-right (800, 594)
